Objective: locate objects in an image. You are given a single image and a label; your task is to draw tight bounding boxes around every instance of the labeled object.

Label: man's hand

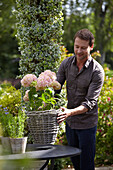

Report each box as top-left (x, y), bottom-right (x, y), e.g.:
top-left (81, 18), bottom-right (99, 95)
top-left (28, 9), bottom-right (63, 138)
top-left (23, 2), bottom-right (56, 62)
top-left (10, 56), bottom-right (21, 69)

top-left (57, 105), bottom-right (88, 124)
top-left (57, 107), bottom-right (71, 124)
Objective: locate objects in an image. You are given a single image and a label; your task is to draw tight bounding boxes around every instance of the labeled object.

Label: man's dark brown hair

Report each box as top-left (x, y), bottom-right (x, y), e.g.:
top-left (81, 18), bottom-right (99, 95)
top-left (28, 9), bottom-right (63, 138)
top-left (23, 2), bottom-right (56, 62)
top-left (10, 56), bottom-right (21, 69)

top-left (74, 29), bottom-right (95, 47)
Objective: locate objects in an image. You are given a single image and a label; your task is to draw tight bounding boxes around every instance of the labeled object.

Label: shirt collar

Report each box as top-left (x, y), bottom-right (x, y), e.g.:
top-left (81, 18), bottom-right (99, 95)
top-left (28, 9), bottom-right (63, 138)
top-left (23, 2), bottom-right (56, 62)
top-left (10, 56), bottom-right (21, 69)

top-left (84, 55), bottom-right (92, 68)
top-left (72, 55), bottom-right (92, 68)
top-left (72, 55), bottom-right (76, 65)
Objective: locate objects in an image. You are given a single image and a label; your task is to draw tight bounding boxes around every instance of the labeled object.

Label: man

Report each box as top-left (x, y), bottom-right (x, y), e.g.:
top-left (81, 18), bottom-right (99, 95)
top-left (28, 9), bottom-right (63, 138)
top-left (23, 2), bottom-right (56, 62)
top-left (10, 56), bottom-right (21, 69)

top-left (57, 29), bottom-right (104, 170)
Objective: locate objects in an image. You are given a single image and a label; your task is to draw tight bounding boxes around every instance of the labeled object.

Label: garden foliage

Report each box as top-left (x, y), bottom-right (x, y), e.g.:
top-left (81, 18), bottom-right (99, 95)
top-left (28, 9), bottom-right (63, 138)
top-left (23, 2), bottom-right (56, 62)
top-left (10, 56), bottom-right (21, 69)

top-left (95, 68), bottom-right (113, 165)
top-left (0, 82), bottom-right (21, 114)
top-left (15, 0), bottom-right (64, 77)
top-left (0, 82), bottom-right (27, 138)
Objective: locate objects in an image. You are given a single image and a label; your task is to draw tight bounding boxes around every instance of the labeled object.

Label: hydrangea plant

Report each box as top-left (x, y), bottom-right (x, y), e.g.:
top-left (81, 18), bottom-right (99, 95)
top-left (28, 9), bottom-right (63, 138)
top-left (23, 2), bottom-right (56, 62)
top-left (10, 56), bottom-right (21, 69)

top-left (21, 70), bottom-right (62, 111)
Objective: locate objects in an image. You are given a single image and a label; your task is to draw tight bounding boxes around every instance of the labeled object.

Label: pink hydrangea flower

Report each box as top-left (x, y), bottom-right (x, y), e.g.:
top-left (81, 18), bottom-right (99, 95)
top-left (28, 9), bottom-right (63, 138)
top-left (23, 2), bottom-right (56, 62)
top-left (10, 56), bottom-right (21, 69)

top-left (21, 70), bottom-right (61, 103)
top-left (43, 70), bottom-right (56, 81)
top-left (21, 74), bottom-right (38, 87)
top-left (23, 90), bottom-right (30, 101)
top-left (35, 70), bottom-right (61, 91)
top-left (50, 80), bottom-right (61, 90)
top-left (36, 74), bottom-right (53, 90)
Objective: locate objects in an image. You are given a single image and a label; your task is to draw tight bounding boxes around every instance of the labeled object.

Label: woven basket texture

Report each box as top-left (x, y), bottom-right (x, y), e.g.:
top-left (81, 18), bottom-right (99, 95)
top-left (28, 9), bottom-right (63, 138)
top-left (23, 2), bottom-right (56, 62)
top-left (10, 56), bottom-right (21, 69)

top-left (27, 109), bottom-right (59, 144)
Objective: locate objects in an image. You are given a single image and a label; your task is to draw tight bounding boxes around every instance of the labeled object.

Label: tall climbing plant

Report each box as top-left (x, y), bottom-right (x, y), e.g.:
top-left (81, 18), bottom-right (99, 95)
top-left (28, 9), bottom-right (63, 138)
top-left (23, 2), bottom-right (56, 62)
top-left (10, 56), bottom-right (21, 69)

top-left (15, 0), bottom-right (64, 77)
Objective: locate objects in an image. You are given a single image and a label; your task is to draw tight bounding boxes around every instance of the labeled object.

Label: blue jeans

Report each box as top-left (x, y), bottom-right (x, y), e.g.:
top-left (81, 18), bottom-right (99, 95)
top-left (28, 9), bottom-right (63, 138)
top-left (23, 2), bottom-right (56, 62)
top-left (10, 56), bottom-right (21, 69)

top-left (66, 122), bottom-right (97, 170)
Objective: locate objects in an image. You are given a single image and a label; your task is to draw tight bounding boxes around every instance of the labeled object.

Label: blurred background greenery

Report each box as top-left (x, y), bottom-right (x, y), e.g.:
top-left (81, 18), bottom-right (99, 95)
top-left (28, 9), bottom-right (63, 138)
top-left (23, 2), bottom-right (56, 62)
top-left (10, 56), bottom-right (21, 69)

top-left (0, 0), bottom-right (113, 83)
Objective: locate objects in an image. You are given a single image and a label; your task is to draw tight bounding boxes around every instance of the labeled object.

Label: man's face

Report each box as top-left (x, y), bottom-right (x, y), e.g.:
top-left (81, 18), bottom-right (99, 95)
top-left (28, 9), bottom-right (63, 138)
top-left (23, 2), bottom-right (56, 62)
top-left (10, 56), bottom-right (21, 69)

top-left (74, 37), bottom-right (93, 61)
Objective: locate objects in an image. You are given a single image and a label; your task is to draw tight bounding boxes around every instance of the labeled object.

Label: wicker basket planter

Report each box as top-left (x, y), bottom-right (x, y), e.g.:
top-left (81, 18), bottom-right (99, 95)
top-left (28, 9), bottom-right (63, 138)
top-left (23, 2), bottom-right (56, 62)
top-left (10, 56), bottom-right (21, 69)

top-left (27, 109), bottom-right (59, 144)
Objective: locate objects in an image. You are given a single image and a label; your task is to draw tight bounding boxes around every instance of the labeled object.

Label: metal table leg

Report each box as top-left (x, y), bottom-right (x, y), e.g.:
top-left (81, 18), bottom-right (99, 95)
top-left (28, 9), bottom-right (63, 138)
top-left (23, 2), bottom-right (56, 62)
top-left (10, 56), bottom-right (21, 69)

top-left (40, 159), bottom-right (49, 170)
top-left (39, 159), bottom-right (54, 170)
top-left (49, 159), bottom-right (54, 170)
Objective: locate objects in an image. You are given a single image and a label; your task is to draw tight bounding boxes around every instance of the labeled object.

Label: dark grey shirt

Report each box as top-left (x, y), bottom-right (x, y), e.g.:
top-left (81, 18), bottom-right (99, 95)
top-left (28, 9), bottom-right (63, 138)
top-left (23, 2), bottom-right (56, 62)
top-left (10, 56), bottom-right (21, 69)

top-left (57, 55), bottom-right (104, 129)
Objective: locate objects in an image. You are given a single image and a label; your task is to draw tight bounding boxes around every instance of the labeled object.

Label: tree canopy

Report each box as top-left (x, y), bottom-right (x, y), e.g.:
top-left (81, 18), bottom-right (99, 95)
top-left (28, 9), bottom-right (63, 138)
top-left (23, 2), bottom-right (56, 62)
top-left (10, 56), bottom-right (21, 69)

top-left (0, 0), bottom-right (19, 79)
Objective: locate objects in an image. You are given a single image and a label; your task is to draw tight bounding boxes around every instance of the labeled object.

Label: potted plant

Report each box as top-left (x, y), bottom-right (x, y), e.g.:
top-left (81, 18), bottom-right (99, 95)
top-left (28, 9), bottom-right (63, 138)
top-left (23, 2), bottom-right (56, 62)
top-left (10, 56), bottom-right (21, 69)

top-left (0, 83), bottom-right (27, 154)
top-left (9, 108), bottom-right (27, 154)
top-left (0, 106), bottom-right (12, 154)
top-left (21, 70), bottom-right (64, 144)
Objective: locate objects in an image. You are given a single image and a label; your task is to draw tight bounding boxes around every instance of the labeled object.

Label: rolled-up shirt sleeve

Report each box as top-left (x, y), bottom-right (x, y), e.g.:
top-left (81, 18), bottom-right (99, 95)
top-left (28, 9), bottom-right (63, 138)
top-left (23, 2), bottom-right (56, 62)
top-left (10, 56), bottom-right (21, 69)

top-left (55, 60), bottom-right (66, 94)
top-left (82, 67), bottom-right (104, 110)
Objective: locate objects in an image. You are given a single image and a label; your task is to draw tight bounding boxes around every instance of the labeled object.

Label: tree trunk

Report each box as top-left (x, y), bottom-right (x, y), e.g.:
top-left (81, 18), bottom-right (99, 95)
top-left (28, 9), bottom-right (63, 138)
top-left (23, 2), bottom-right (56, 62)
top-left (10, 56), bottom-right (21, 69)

top-left (100, 51), bottom-right (106, 65)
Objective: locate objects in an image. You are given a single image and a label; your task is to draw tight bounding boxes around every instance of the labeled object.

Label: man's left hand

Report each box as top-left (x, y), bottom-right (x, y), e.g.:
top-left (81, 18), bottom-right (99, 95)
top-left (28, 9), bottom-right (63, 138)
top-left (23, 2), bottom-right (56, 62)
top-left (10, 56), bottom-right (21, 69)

top-left (57, 107), bottom-right (71, 124)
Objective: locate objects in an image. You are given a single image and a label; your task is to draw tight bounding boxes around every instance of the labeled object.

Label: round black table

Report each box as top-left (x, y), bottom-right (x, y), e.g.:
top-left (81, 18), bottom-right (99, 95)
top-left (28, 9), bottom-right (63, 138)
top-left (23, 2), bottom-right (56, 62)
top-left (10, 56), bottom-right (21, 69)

top-left (0, 144), bottom-right (81, 170)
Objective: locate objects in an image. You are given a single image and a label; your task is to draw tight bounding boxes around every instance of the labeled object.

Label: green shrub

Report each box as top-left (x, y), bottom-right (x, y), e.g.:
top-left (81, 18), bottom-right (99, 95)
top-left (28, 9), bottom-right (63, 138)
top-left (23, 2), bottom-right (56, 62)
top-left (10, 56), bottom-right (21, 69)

top-left (0, 82), bottom-right (27, 137)
top-left (15, 0), bottom-right (64, 77)
top-left (95, 68), bottom-right (113, 166)
top-left (0, 82), bottom-right (21, 114)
